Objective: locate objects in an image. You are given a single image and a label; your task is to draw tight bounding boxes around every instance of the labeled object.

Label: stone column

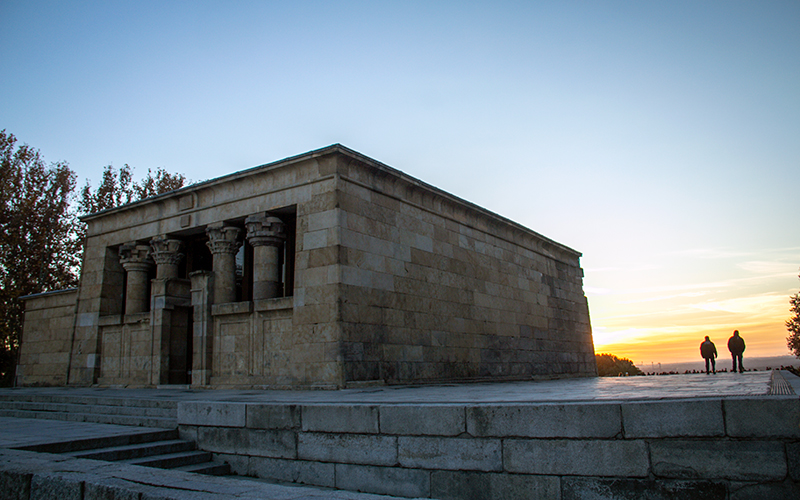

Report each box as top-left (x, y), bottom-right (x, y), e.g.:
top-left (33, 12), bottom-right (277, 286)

top-left (205, 223), bottom-right (242, 304)
top-left (119, 243), bottom-right (153, 315)
top-left (245, 213), bottom-right (286, 300)
top-left (190, 270), bottom-right (213, 386)
top-left (150, 236), bottom-right (184, 280)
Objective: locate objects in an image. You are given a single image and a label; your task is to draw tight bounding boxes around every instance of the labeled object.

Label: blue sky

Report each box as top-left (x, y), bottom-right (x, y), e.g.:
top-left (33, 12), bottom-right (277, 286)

top-left (2, 1), bottom-right (798, 363)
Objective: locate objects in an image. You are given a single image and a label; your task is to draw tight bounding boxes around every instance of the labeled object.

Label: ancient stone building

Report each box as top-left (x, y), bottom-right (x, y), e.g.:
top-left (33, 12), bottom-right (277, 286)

top-left (17, 145), bottom-right (596, 388)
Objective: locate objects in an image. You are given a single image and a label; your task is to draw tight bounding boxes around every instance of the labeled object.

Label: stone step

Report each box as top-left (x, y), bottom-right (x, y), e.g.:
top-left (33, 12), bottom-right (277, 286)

top-left (0, 408), bottom-right (176, 428)
top-left (173, 461), bottom-right (232, 476)
top-left (0, 400), bottom-right (176, 418)
top-left (17, 424), bottom-right (229, 477)
top-left (0, 393), bottom-right (178, 428)
top-left (122, 449), bottom-right (214, 469)
top-left (66, 439), bottom-right (196, 461)
top-left (17, 428), bottom-right (179, 454)
top-left (0, 393), bottom-right (178, 410)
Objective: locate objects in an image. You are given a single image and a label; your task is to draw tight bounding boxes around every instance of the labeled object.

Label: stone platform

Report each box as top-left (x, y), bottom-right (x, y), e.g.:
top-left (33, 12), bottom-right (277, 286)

top-left (0, 371), bottom-right (798, 499)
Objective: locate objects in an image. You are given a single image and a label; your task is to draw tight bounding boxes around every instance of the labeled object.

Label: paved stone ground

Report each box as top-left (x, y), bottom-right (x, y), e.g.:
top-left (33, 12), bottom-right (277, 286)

top-left (0, 371), bottom-right (792, 499)
top-left (0, 370), bottom-right (780, 406)
top-left (0, 417), bottom-right (165, 449)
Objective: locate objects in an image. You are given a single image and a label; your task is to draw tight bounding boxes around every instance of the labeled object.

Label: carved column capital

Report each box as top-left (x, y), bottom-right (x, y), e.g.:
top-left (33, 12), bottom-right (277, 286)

top-left (245, 213), bottom-right (286, 247)
top-left (205, 223), bottom-right (242, 255)
top-left (119, 243), bottom-right (152, 314)
top-left (119, 243), bottom-right (153, 272)
top-left (150, 236), bottom-right (184, 266)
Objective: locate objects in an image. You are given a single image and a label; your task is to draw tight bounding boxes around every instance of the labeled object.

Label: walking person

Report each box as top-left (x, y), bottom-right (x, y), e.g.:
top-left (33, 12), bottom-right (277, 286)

top-left (700, 336), bottom-right (717, 374)
top-left (728, 330), bottom-right (746, 373)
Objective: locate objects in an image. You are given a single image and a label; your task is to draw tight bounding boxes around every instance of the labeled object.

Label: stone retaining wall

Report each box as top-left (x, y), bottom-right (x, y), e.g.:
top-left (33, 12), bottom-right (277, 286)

top-left (16, 290), bottom-right (78, 387)
top-left (178, 397), bottom-right (800, 499)
top-left (0, 448), bottom-right (403, 500)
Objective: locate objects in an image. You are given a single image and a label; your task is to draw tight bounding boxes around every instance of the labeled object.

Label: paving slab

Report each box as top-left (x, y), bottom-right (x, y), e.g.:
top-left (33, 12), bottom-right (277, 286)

top-left (0, 417), bottom-right (169, 449)
top-left (0, 370), bottom-right (784, 407)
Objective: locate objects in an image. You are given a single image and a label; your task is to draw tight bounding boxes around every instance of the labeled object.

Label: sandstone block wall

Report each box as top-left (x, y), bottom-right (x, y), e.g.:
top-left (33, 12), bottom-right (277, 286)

top-left (209, 298), bottom-right (294, 387)
top-left (96, 313), bottom-right (151, 386)
top-left (335, 157), bottom-right (595, 384)
top-left (179, 396), bottom-right (800, 499)
top-left (16, 290), bottom-right (77, 386)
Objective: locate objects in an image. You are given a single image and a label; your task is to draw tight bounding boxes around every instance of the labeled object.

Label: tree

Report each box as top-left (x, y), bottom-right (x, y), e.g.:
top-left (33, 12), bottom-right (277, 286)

top-left (0, 131), bottom-right (188, 386)
top-left (77, 165), bottom-right (187, 262)
top-left (596, 353), bottom-right (644, 377)
top-left (134, 167), bottom-right (186, 200)
top-left (0, 130), bottom-right (80, 385)
top-left (79, 165), bottom-right (186, 214)
top-left (78, 164), bottom-right (135, 214)
top-left (787, 271), bottom-right (800, 357)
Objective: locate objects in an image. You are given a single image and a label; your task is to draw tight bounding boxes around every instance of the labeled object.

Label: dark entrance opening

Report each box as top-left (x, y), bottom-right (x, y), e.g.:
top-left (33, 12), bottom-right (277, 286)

top-left (167, 305), bottom-right (193, 385)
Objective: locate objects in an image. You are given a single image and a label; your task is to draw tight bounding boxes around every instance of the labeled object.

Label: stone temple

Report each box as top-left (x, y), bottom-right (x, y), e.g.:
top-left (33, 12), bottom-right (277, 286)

top-left (17, 145), bottom-right (596, 389)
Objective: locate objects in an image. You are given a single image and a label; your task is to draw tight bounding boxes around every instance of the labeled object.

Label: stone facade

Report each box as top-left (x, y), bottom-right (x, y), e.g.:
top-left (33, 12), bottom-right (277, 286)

top-left (17, 145), bottom-right (595, 388)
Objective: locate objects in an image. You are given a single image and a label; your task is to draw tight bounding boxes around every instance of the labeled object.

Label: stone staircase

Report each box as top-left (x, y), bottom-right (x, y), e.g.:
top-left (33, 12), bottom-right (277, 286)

top-left (0, 392), bottom-right (230, 476)
top-left (0, 392), bottom-right (177, 427)
top-left (15, 427), bottom-right (230, 476)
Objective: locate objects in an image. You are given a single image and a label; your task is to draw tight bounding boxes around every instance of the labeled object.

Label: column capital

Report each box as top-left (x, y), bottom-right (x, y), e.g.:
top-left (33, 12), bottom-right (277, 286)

top-left (150, 236), bottom-right (184, 266)
top-left (245, 213), bottom-right (286, 247)
top-left (119, 243), bottom-right (153, 271)
top-left (206, 223), bottom-right (242, 255)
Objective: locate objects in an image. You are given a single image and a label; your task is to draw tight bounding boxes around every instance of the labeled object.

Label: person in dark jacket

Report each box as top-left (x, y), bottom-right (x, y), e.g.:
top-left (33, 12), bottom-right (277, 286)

top-left (700, 336), bottom-right (717, 374)
top-left (728, 330), bottom-right (746, 373)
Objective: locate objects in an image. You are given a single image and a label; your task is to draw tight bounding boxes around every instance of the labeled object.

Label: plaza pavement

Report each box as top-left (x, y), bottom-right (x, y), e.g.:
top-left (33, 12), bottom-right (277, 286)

top-left (0, 369), bottom-right (782, 408)
top-left (0, 370), bottom-right (794, 499)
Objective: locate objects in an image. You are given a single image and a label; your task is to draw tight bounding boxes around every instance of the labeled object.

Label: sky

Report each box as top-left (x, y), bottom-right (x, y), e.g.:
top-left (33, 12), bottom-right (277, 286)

top-left (1, 1), bottom-right (798, 365)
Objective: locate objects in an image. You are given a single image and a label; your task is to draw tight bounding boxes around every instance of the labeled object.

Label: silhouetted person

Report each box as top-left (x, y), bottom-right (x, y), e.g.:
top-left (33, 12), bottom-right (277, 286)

top-left (728, 330), bottom-right (746, 373)
top-left (700, 336), bottom-right (717, 374)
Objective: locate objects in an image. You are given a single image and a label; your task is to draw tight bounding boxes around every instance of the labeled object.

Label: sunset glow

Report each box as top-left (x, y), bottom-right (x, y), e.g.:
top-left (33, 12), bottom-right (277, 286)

top-left (589, 250), bottom-right (799, 364)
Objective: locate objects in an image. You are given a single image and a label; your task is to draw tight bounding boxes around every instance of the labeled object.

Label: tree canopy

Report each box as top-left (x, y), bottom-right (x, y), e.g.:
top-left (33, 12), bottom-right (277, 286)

top-left (0, 130), bottom-right (187, 386)
top-left (595, 353), bottom-right (644, 377)
top-left (0, 130), bottom-right (80, 384)
top-left (79, 164), bottom-right (186, 215)
top-left (787, 271), bottom-right (800, 358)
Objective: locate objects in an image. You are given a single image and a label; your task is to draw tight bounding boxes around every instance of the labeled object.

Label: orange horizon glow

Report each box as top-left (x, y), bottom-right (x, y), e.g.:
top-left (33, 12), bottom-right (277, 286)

top-left (592, 318), bottom-right (792, 366)
top-left (585, 251), bottom-right (799, 367)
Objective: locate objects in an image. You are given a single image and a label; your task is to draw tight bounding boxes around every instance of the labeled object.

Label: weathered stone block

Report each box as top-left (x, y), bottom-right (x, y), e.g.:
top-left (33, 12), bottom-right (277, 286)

top-left (249, 456), bottom-right (336, 488)
top-left (178, 402), bottom-right (246, 427)
top-left (504, 439), bottom-right (649, 477)
top-left (31, 474), bottom-right (83, 500)
top-left (789, 442), bottom-right (800, 481)
top-left (335, 463), bottom-right (430, 498)
top-left (307, 209), bottom-right (339, 232)
top-left (298, 433), bottom-right (397, 466)
top-left (725, 398), bottom-right (800, 437)
top-left (431, 470), bottom-right (560, 500)
top-left (380, 405), bottom-right (465, 436)
top-left (467, 403), bottom-right (620, 438)
top-left (562, 477), bottom-right (728, 500)
top-left (197, 427), bottom-right (296, 459)
top-left (728, 480), bottom-right (799, 500)
top-left (650, 440), bottom-right (786, 480)
top-left (622, 400), bottom-right (724, 438)
top-left (398, 436), bottom-right (502, 472)
top-left (84, 478), bottom-right (142, 500)
top-left (246, 404), bottom-right (300, 430)
top-left (301, 404), bottom-right (379, 434)
top-left (0, 470), bottom-right (31, 499)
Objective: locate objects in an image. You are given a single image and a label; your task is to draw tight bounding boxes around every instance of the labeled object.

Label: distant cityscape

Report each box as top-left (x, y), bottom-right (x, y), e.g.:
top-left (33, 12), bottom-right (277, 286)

top-left (639, 355), bottom-right (797, 374)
